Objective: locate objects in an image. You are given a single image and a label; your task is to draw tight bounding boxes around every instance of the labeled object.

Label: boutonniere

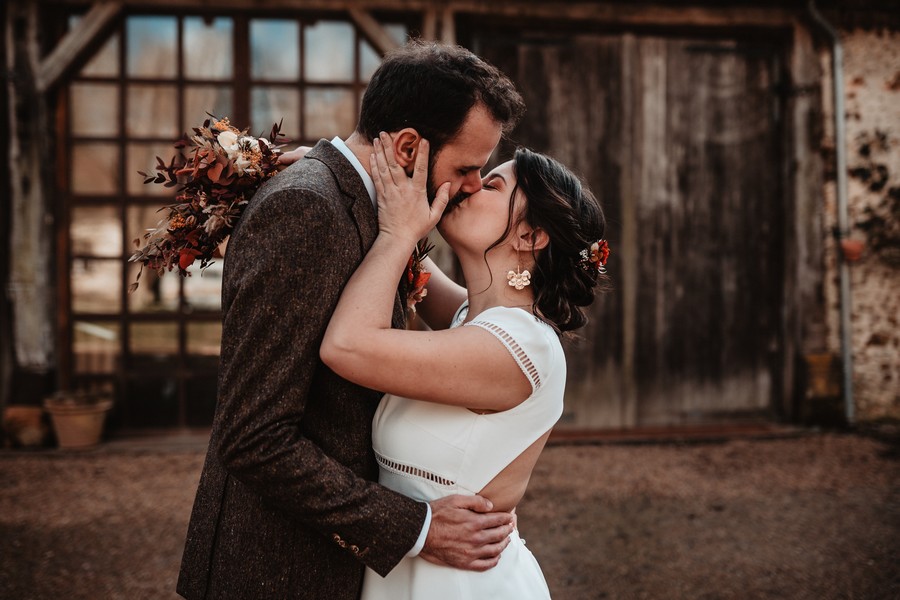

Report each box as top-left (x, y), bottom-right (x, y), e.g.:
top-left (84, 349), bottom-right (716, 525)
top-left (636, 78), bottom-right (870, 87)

top-left (405, 238), bottom-right (434, 313)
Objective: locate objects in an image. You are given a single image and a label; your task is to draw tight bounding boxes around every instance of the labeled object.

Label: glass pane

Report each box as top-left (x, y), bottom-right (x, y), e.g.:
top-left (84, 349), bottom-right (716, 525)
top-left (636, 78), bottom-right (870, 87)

top-left (127, 203), bottom-right (169, 254)
top-left (72, 143), bottom-right (119, 195)
top-left (304, 21), bottom-right (354, 82)
top-left (72, 259), bottom-right (121, 314)
top-left (385, 23), bottom-right (408, 45)
top-left (127, 16), bottom-right (178, 78)
top-left (73, 321), bottom-right (120, 374)
top-left (71, 84), bottom-right (119, 137)
top-left (122, 377), bottom-right (179, 428)
top-left (184, 17), bottom-right (233, 80)
top-left (70, 15), bottom-right (120, 77)
top-left (130, 322), bottom-right (179, 355)
top-left (251, 86), bottom-right (299, 140)
top-left (127, 253), bottom-right (180, 314)
top-left (184, 85), bottom-right (233, 128)
top-left (127, 142), bottom-right (181, 196)
top-left (82, 32), bottom-right (120, 77)
top-left (71, 205), bottom-right (122, 257)
top-left (184, 263), bottom-right (223, 311)
top-left (185, 374), bottom-right (217, 427)
top-left (127, 85), bottom-right (178, 138)
top-left (187, 322), bottom-right (222, 355)
top-left (360, 39), bottom-right (381, 83)
top-left (304, 88), bottom-right (356, 140)
top-left (360, 24), bottom-right (407, 81)
top-left (250, 20), bottom-right (299, 80)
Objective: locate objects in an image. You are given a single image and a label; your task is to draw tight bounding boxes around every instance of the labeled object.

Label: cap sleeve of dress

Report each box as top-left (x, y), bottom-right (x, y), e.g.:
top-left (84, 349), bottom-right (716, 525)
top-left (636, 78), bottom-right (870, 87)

top-left (463, 307), bottom-right (557, 393)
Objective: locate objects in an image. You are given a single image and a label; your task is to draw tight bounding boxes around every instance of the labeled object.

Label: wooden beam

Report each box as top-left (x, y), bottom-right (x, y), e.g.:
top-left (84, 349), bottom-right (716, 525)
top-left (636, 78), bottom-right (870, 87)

top-left (36, 1), bottom-right (122, 92)
top-left (35, 1), bottom-right (798, 29)
top-left (6, 0), bottom-right (55, 372)
top-left (440, 6), bottom-right (456, 45)
top-left (451, 3), bottom-right (794, 28)
top-left (348, 8), bottom-right (400, 55)
top-left (421, 7), bottom-right (437, 41)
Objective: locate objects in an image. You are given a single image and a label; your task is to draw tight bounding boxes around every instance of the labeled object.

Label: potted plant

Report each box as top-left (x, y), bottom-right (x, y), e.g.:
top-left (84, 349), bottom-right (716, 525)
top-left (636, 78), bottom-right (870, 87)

top-left (839, 237), bottom-right (865, 262)
top-left (43, 391), bottom-right (113, 449)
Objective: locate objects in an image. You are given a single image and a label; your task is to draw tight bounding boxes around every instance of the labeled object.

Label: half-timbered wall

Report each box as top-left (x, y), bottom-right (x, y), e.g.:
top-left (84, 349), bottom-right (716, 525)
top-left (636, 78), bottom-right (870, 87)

top-left (822, 29), bottom-right (900, 420)
top-left (7, 0), bottom-right (896, 432)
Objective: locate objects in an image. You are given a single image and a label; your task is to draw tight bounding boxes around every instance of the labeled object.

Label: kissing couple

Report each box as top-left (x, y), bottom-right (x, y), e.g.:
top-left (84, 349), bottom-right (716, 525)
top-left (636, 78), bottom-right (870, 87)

top-left (178, 40), bottom-right (608, 600)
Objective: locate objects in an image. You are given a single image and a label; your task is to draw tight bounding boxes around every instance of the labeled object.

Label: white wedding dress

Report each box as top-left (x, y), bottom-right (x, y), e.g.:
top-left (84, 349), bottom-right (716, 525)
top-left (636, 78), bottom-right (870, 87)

top-left (361, 303), bottom-right (565, 600)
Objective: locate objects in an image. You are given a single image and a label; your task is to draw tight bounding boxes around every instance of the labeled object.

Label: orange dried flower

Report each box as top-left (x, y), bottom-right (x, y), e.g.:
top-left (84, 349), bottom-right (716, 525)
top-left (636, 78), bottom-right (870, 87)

top-left (168, 214), bottom-right (188, 230)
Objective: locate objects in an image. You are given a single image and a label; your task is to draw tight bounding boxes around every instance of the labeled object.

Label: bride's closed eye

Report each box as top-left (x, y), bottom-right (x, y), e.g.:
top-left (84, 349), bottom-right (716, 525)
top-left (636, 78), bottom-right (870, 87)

top-left (482, 175), bottom-right (503, 191)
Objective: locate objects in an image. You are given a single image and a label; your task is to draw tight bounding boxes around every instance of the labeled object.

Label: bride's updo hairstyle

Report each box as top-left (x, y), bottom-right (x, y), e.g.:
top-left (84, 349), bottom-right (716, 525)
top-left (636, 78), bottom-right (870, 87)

top-left (493, 148), bottom-right (607, 334)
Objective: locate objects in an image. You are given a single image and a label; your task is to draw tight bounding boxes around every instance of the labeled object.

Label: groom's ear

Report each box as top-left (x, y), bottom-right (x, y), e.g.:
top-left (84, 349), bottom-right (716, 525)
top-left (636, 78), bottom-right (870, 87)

top-left (391, 128), bottom-right (423, 176)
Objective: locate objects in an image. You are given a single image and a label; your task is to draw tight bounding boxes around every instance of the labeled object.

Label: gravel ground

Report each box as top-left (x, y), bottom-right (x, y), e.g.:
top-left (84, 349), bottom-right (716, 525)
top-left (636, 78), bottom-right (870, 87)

top-left (1, 430), bottom-right (897, 600)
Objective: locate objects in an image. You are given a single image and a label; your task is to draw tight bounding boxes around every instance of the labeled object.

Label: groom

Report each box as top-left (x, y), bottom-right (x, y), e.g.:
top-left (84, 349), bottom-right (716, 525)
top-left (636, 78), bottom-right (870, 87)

top-left (177, 41), bottom-right (525, 599)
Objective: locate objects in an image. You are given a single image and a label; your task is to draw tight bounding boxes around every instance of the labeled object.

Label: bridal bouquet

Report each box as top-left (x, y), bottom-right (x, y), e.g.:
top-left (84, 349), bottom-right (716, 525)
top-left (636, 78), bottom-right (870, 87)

top-left (128, 116), bottom-right (288, 292)
top-left (128, 116), bottom-right (434, 313)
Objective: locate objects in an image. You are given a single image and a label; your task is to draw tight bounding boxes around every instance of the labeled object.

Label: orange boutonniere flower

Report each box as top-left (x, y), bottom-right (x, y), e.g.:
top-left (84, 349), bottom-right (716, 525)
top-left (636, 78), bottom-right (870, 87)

top-left (405, 239), bottom-right (434, 313)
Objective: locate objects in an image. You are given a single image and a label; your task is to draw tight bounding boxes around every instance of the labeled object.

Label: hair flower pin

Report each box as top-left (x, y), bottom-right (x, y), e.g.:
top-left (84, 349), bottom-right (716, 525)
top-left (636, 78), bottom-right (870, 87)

top-left (578, 239), bottom-right (610, 274)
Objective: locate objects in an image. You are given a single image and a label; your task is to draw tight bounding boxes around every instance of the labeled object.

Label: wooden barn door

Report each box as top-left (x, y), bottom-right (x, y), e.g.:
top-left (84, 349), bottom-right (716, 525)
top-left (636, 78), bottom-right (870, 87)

top-left (471, 33), bottom-right (785, 429)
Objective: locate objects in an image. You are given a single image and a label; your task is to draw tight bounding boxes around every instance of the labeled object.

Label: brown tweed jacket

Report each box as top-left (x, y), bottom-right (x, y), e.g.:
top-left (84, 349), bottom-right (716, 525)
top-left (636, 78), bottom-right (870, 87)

top-left (177, 141), bottom-right (427, 600)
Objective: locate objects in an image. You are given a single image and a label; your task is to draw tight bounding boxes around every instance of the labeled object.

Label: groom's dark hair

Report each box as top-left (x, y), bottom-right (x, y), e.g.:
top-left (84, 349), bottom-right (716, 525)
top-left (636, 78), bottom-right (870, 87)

top-left (356, 40), bottom-right (525, 154)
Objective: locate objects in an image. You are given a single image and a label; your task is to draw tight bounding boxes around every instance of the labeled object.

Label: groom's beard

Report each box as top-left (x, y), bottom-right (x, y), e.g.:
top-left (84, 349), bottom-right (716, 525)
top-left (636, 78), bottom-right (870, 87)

top-left (426, 154), bottom-right (470, 209)
top-left (427, 179), bottom-right (470, 210)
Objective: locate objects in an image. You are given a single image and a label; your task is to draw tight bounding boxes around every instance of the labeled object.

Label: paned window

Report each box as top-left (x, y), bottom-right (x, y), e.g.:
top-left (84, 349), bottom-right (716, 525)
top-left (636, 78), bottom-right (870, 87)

top-left (63, 12), bottom-right (410, 429)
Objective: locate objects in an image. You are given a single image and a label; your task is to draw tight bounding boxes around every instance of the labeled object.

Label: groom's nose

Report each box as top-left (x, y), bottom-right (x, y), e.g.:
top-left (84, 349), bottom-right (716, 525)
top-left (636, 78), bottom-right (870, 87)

top-left (459, 170), bottom-right (483, 195)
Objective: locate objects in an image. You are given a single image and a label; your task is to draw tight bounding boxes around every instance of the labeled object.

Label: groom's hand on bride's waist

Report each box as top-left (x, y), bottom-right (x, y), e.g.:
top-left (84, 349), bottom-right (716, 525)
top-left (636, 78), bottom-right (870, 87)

top-left (419, 494), bottom-right (515, 571)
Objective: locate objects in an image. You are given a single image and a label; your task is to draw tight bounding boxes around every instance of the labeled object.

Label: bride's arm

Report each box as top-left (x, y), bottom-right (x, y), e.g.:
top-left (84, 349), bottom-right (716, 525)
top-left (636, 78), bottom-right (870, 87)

top-left (279, 140), bottom-right (465, 329)
top-left (321, 134), bottom-right (531, 412)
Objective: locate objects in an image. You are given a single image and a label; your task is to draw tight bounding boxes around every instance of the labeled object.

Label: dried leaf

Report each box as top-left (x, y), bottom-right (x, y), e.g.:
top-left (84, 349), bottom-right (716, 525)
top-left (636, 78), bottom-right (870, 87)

top-left (207, 161), bottom-right (224, 183)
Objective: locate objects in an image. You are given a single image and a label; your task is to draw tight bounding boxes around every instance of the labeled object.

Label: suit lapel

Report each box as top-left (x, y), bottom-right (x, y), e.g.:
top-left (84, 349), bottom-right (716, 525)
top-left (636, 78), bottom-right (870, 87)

top-left (306, 141), bottom-right (377, 255)
top-left (306, 140), bottom-right (407, 331)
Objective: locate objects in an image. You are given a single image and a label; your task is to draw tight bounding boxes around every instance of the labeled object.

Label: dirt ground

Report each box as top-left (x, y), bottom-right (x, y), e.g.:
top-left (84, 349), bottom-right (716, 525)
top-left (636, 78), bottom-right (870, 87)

top-left (1, 429), bottom-right (897, 600)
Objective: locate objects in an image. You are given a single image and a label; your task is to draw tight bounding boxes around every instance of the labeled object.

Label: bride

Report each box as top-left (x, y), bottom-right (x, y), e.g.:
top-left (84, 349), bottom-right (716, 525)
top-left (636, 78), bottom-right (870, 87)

top-left (320, 132), bottom-right (608, 599)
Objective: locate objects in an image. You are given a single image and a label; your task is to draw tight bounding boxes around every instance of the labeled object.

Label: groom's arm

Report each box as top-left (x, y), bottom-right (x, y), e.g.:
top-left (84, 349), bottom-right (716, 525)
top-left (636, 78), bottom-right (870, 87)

top-left (215, 185), bottom-right (424, 576)
top-left (214, 184), bottom-right (511, 575)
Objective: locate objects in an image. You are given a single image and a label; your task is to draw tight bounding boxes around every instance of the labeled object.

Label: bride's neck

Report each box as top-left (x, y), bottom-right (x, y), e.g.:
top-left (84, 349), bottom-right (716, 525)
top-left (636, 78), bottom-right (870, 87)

top-left (459, 254), bottom-right (535, 318)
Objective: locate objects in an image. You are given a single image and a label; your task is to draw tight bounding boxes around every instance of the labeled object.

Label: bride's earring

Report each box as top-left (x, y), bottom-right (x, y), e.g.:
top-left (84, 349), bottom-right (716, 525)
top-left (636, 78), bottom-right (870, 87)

top-left (507, 263), bottom-right (531, 290)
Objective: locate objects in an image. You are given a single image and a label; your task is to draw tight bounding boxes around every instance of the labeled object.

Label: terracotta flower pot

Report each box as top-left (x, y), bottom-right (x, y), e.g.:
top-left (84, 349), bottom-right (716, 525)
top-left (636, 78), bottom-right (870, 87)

top-left (839, 238), bottom-right (865, 262)
top-left (43, 394), bottom-right (113, 449)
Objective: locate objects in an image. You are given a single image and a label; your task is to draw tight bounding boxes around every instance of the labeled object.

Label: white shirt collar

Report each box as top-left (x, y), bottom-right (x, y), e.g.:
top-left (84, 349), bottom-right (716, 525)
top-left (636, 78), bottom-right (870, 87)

top-left (330, 136), bottom-right (376, 209)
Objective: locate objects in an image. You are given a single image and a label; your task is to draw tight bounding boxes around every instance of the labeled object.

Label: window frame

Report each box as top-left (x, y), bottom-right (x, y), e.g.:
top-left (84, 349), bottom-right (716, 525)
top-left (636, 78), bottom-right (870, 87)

top-left (58, 8), bottom-right (417, 430)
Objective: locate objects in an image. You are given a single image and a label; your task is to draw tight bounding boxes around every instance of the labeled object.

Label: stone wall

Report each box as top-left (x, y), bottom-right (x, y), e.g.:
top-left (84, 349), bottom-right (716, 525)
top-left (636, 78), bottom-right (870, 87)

top-left (822, 28), bottom-right (900, 420)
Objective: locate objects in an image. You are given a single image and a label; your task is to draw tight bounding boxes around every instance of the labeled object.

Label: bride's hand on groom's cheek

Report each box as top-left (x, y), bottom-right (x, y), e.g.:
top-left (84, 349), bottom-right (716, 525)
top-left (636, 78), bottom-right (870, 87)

top-left (370, 134), bottom-right (449, 244)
